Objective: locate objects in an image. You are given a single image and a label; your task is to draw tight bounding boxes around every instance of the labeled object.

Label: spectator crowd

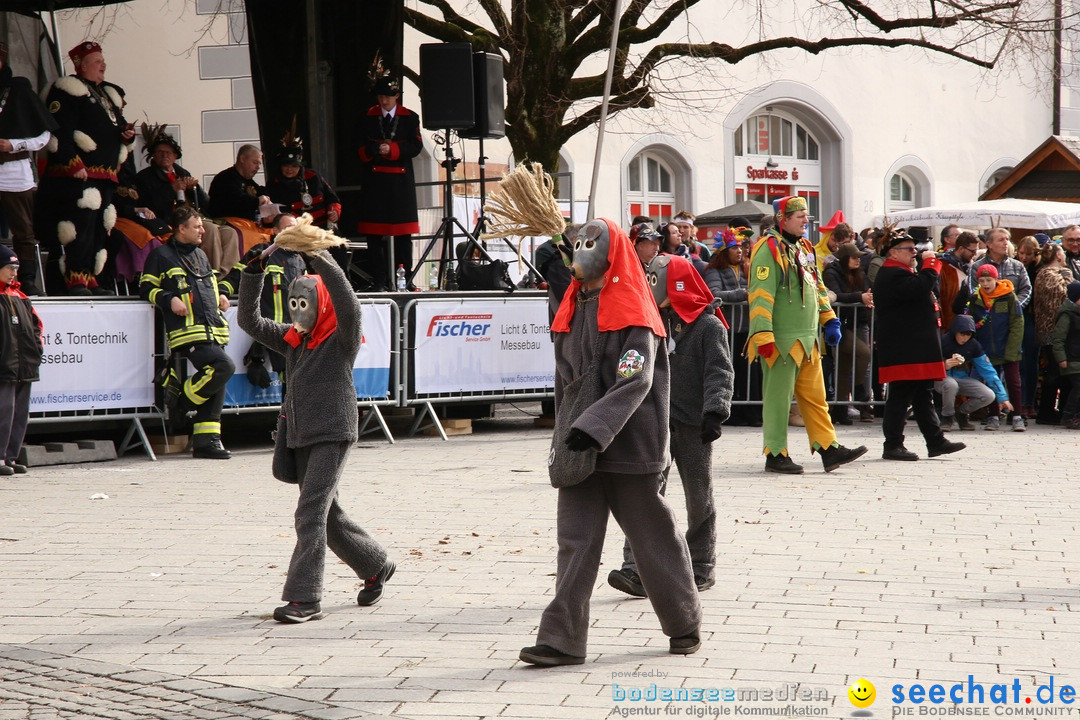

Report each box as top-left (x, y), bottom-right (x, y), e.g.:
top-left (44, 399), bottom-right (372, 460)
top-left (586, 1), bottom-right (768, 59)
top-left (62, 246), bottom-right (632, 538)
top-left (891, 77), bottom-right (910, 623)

top-left (606, 210), bottom-right (1080, 437)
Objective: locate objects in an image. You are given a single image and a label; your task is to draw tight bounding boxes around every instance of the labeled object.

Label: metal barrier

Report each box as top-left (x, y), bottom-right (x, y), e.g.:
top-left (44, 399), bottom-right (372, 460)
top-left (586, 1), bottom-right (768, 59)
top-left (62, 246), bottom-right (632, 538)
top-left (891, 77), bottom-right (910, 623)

top-left (28, 297), bottom-right (165, 461)
top-left (401, 292), bottom-right (555, 439)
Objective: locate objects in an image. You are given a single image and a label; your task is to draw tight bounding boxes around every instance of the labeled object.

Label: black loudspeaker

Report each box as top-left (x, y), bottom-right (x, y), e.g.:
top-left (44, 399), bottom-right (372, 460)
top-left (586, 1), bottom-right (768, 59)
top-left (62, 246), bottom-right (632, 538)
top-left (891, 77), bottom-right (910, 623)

top-left (459, 52), bottom-right (505, 140)
top-left (419, 43), bottom-right (475, 130)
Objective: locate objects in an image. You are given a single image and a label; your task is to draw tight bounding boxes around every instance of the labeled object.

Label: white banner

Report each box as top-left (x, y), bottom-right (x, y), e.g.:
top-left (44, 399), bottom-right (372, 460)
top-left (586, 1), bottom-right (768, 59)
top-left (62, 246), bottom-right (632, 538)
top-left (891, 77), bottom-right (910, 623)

top-left (31, 301), bottom-right (155, 412)
top-left (222, 302), bottom-right (394, 406)
top-left (413, 298), bottom-right (554, 394)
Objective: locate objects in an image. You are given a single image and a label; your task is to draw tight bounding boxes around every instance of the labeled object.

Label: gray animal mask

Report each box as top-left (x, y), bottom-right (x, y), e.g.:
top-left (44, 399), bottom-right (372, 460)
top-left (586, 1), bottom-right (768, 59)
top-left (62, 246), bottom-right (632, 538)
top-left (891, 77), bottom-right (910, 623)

top-left (570, 220), bottom-right (610, 283)
top-left (645, 254), bottom-right (671, 308)
top-left (288, 276), bottom-right (319, 332)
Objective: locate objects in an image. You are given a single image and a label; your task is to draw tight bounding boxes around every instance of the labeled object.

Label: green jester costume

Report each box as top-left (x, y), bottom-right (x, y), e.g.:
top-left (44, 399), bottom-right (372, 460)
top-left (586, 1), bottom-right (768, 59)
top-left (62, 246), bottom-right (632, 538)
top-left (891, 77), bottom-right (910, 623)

top-left (746, 196), bottom-right (866, 474)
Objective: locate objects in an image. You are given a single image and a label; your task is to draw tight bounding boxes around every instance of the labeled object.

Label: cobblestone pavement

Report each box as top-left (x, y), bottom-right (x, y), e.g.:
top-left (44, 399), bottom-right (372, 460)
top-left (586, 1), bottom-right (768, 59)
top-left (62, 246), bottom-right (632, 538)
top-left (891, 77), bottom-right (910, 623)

top-left (1, 410), bottom-right (1078, 719)
top-left (0, 644), bottom-right (378, 719)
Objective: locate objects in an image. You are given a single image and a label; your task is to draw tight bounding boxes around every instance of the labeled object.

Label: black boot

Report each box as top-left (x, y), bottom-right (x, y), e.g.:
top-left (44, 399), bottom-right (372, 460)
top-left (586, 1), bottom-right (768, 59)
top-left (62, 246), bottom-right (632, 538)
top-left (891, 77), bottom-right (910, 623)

top-left (193, 434), bottom-right (231, 460)
top-left (764, 453), bottom-right (804, 474)
top-left (956, 412), bottom-right (975, 431)
top-left (819, 444), bottom-right (868, 472)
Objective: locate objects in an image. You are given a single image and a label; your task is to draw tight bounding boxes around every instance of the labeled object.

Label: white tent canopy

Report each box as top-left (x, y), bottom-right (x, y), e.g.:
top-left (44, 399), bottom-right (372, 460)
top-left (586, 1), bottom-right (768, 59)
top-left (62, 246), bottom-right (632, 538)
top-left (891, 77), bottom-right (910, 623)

top-left (873, 199), bottom-right (1080, 230)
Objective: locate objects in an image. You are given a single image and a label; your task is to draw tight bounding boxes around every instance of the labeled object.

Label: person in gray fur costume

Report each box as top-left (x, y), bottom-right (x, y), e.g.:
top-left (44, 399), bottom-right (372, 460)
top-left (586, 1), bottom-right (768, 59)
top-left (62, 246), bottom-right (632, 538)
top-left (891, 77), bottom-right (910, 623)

top-left (238, 243), bottom-right (395, 623)
top-left (609, 254), bottom-right (734, 598)
top-left (519, 218), bottom-right (702, 667)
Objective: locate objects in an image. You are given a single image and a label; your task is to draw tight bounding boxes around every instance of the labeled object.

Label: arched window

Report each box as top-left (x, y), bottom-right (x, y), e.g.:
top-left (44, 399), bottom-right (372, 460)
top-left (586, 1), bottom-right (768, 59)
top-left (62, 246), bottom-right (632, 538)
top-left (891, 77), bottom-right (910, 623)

top-left (984, 166), bottom-right (1014, 194)
top-left (733, 111), bottom-right (820, 161)
top-left (888, 172), bottom-right (915, 211)
top-left (626, 151), bottom-right (677, 223)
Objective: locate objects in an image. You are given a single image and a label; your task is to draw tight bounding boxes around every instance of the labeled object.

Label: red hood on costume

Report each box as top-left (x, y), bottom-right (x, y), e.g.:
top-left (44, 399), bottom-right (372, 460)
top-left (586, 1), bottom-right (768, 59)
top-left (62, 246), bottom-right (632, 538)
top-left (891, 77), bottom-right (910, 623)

top-left (665, 255), bottom-right (727, 328)
top-left (551, 219), bottom-right (665, 336)
top-left (283, 274), bottom-right (338, 350)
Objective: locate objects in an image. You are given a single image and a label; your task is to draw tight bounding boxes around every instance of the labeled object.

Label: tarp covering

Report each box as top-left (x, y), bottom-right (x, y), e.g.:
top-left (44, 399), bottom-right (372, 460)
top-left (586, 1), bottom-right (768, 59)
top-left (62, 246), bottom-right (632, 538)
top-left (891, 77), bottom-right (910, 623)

top-left (874, 198), bottom-right (1080, 230)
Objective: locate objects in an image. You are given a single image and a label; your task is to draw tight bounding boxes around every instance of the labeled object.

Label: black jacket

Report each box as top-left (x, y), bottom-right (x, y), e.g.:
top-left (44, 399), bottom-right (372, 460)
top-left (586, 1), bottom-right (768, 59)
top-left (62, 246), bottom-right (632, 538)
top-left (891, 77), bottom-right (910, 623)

top-left (0, 285), bottom-right (42, 383)
top-left (207, 166), bottom-right (264, 220)
top-left (872, 256), bottom-right (945, 383)
top-left (135, 163), bottom-right (209, 221)
top-left (139, 239), bottom-right (229, 349)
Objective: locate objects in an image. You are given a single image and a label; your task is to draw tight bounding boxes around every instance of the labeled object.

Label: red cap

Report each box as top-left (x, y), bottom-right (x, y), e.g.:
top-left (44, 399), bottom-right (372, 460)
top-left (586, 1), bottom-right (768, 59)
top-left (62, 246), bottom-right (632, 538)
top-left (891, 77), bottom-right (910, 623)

top-left (976, 264), bottom-right (999, 280)
top-left (69, 41), bottom-right (102, 64)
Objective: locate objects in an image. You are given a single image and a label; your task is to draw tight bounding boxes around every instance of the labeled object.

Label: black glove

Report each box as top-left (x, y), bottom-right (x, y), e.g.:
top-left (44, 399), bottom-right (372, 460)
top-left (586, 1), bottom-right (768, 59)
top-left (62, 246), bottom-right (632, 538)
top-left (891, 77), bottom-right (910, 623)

top-left (564, 428), bottom-right (598, 452)
top-left (700, 412), bottom-right (724, 443)
top-left (243, 253), bottom-right (266, 274)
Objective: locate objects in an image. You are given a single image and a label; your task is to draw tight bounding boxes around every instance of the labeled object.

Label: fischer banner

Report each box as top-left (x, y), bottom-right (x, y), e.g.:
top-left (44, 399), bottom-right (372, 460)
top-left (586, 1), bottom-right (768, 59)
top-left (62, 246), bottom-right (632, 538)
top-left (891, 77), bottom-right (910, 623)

top-left (30, 301), bottom-right (155, 413)
top-left (222, 302), bottom-right (393, 407)
top-left (412, 298), bottom-right (555, 394)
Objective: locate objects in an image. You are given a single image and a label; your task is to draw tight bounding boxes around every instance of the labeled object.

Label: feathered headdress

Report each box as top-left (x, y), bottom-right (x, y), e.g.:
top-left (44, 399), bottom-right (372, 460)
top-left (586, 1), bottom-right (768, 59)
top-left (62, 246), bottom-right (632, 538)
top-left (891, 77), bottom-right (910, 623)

top-left (140, 122), bottom-right (181, 160)
top-left (878, 217), bottom-right (912, 253)
top-left (276, 116), bottom-right (304, 167)
top-left (368, 50), bottom-right (400, 95)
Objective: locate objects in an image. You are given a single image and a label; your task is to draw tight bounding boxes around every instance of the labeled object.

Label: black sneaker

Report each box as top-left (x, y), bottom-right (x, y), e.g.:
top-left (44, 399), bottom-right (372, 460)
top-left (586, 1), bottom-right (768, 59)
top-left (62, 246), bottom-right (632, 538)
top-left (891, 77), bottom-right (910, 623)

top-left (928, 440), bottom-right (966, 458)
top-left (764, 454), bottom-right (804, 474)
top-left (6, 462), bottom-right (27, 474)
top-left (669, 634), bottom-right (702, 655)
top-left (939, 415), bottom-right (955, 431)
top-left (820, 444), bottom-right (868, 472)
top-left (192, 436), bottom-right (231, 460)
top-left (956, 413), bottom-right (976, 431)
top-left (273, 601), bottom-right (324, 623)
top-left (695, 576), bottom-right (715, 592)
top-left (0, 465), bottom-right (13, 477)
top-left (519, 644), bottom-right (586, 666)
top-left (607, 568), bottom-right (647, 598)
top-left (882, 446), bottom-right (919, 461)
top-left (357, 559), bottom-right (396, 606)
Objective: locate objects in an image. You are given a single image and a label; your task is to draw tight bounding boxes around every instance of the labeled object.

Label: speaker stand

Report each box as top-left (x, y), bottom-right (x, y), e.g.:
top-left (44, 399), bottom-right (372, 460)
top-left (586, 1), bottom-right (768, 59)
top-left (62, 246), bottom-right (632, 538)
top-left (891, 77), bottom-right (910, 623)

top-left (410, 131), bottom-right (493, 288)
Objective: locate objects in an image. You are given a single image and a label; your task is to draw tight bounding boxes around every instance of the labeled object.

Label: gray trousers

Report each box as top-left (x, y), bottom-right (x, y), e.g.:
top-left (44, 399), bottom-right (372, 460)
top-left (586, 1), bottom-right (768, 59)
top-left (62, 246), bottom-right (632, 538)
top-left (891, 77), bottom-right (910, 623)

top-left (622, 420), bottom-right (716, 581)
top-left (536, 470), bottom-right (701, 657)
top-left (935, 376), bottom-right (996, 416)
top-left (282, 441), bottom-right (387, 603)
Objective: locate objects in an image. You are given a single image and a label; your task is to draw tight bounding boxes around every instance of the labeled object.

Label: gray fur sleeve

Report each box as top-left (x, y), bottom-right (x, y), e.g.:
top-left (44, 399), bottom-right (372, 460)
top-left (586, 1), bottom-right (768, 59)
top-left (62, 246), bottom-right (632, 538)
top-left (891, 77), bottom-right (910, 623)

top-left (237, 271), bottom-right (291, 355)
top-left (701, 316), bottom-right (734, 421)
top-left (572, 327), bottom-right (658, 451)
top-left (308, 251), bottom-right (362, 355)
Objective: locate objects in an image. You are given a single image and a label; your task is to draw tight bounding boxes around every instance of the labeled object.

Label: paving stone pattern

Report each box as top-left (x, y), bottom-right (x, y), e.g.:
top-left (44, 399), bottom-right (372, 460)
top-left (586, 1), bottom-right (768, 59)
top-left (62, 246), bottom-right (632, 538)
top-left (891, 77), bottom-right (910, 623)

top-left (1, 412), bottom-right (1078, 719)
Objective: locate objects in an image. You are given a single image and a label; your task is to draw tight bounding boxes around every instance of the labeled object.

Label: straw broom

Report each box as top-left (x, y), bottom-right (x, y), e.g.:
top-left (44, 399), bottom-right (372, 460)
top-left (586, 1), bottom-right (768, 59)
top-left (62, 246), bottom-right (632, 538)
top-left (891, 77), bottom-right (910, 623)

top-left (261, 213), bottom-right (347, 257)
top-left (482, 163), bottom-right (567, 270)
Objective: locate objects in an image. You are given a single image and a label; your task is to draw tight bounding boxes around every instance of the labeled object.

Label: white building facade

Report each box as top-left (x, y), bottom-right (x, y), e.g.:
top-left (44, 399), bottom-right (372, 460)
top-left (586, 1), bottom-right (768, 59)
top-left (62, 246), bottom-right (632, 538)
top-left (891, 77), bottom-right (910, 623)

top-left (33, 0), bottom-right (1075, 233)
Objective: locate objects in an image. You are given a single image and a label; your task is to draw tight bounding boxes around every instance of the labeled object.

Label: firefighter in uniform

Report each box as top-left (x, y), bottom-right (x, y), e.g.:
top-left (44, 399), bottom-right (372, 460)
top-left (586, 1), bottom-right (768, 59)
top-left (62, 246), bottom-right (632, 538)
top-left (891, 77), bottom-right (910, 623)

top-left (140, 205), bottom-right (234, 459)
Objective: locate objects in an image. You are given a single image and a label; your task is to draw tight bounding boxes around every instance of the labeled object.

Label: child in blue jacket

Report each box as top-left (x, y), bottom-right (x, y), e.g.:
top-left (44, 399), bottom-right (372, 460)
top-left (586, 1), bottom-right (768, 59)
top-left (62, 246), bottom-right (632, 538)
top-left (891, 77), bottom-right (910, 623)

top-left (937, 314), bottom-right (1012, 431)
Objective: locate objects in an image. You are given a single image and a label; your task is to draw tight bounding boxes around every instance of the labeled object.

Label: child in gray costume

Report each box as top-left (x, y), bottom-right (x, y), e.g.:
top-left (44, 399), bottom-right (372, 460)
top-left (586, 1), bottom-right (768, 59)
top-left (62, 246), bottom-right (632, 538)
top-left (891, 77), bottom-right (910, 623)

top-left (519, 218), bottom-right (702, 667)
top-left (238, 244), bottom-right (394, 623)
top-left (609, 254), bottom-right (734, 596)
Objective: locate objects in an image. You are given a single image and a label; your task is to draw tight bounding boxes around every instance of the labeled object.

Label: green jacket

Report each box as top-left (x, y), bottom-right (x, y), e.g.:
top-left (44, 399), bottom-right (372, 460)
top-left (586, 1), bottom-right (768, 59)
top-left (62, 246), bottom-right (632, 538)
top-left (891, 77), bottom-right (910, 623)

top-left (747, 229), bottom-right (835, 361)
top-left (1052, 299), bottom-right (1080, 376)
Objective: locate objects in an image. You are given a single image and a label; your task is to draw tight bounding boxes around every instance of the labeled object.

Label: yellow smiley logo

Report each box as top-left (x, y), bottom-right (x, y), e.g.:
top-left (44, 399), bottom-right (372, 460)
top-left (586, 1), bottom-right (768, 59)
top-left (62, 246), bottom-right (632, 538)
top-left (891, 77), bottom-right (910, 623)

top-left (848, 678), bottom-right (876, 708)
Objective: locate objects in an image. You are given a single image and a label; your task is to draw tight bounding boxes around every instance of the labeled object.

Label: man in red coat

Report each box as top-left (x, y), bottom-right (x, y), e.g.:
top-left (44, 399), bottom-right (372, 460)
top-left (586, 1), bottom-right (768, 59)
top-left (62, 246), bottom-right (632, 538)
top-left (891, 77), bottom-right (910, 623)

top-left (356, 75), bottom-right (422, 290)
